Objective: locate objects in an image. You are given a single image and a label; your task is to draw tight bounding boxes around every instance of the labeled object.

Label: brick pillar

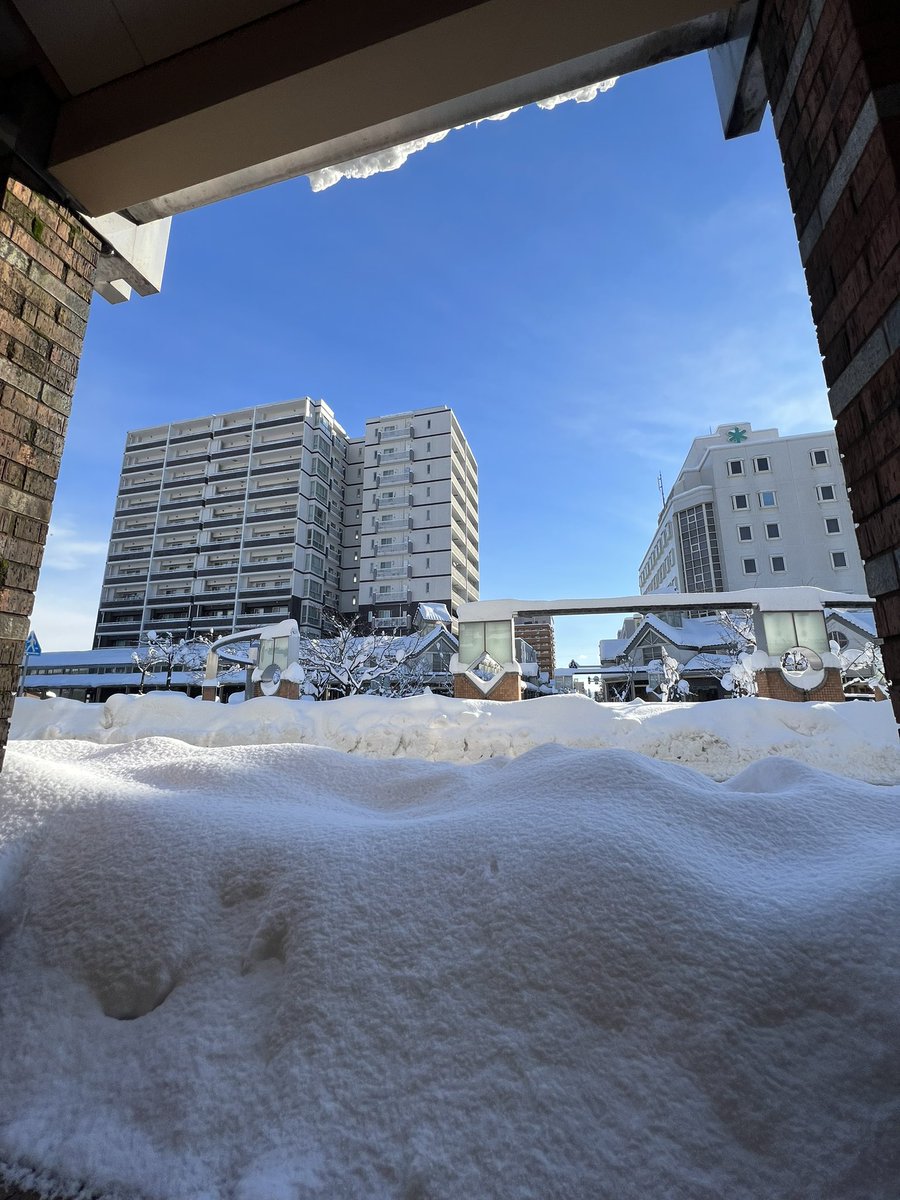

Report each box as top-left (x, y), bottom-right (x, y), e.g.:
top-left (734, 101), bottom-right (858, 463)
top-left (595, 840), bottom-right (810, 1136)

top-left (453, 672), bottom-right (523, 701)
top-left (755, 665), bottom-right (845, 701)
top-left (0, 173), bottom-right (99, 765)
top-left (756, 0), bottom-right (900, 723)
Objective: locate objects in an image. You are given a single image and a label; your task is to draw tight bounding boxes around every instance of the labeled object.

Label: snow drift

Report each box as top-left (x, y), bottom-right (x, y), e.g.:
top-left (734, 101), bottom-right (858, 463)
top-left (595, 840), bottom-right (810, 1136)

top-left (2, 695), bottom-right (898, 1197)
top-left (10, 690), bottom-right (900, 784)
top-left (0, 735), bottom-right (898, 1199)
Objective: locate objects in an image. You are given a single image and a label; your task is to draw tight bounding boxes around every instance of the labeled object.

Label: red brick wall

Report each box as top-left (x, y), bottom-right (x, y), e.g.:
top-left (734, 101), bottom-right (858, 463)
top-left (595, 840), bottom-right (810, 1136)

top-left (454, 672), bottom-right (523, 701)
top-left (0, 175), bottom-right (98, 765)
top-left (756, 665), bottom-right (845, 702)
top-left (757, 0), bottom-right (900, 724)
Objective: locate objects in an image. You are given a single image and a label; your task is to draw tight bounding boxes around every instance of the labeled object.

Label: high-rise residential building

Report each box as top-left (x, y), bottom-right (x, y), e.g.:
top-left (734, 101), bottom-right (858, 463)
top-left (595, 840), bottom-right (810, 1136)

top-left (93, 399), bottom-right (478, 648)
top-left (638, 422), bottom-right (866, 597)
top-left (514, 616), bottom-right (556, 679)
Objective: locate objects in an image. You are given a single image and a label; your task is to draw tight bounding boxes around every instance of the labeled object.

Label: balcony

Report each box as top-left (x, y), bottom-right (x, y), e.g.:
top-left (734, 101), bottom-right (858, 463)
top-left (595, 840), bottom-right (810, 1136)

top-left (377, 447), bottom-right (412, 464)
top-left (376, 467), bottom-right (412, 485)
top-left (376, 425), bottom-right (412, 442)
top-left (371, 588), bottom-right (408, 603)
top-left (375, 514), bottom-right (410, 530)
top-left (373, 614), bottom-right (410, 629)
top-left (375, 492), bottom-right (411, 509)
top-left (372, 565), bottom-right (409, 579)
top-left (372, 539), bottom-right (409, 554)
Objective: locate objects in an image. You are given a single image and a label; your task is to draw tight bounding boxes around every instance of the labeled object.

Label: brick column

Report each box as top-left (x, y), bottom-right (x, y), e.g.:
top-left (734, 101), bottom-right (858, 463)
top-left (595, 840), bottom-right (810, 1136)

top-left (756, 0), bottom-right (900, 723)
top-left (755, 665), bottom-right (845, 701)
top-left (0, 173), bottom-right (99, 765)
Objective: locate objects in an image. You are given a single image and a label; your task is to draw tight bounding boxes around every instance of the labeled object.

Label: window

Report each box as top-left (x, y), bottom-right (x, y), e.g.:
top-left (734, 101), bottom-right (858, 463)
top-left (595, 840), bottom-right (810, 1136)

top-left (742, 557), bottom-right (758, 574)
top-left (727, 459), bottom-right (744, 476)
top-left (758, 490), bottom-right (777, 508)
top-left (770, 555), bottom-right (786, 572)
top-left (831, 550), bottom-right (848, 568)
top-left (810, 448), bottom-right (829, 466)
top-left (765, 522), bottom-right (780, 539)
top-left (824, 517), bottom-right (841, 534)
top-left (753, 455), bottom-right (771, 473)
top-left (737, 525), bottom-right (753, 542)
top-left (830, 630), bottom-right (849, 650)
top-left (425, 557), bottom-right (430, 568)
top-left (817, 484), bottom-right (836, 501)
top-left (731, 494), bottom-right (749, 510)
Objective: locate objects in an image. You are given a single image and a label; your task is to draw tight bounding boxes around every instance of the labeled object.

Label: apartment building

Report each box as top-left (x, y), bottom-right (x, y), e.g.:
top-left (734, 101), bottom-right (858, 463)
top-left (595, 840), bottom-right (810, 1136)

top-left (348, 408), bottom-right (479, 631)
top-left (513, 616), bottom-right (556, 679)
top-left (638, 423), bottom-right (866, 596)
top-left (94, 399), bottom-right (478, 647)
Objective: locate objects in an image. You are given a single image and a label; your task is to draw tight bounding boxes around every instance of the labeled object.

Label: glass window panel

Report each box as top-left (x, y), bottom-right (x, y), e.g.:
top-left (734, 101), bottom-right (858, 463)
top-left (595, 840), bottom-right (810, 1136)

top-left (485, 620), bottom-right (513, 663)
top-left (794, 612), bottom-right (829, 654)
top-left (459, 623), bottom-right (485, 666)
top-left (762, 613), bottom-right (796, 654)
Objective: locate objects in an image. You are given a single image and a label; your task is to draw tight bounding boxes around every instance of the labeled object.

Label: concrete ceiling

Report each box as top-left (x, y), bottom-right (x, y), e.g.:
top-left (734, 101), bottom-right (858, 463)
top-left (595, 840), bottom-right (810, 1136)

top-left (2, 0), bottom-right (761, 219)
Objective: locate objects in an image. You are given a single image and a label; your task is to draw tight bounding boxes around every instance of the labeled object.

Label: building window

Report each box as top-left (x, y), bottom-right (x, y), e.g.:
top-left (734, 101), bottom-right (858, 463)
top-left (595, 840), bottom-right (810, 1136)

top-left (770, 555), bottom-right (786, 572)
top-left (753, 455), bottom-right (771, 473)
top-left (731, 494), bottom-right (749, 510)
top-left (676, 503), bottom-right (723, 593)
top-left (737, 525), bottom-right (753, 542)
top-left (758, 491), bottom-right (777, 508)
top-left (830, 629), bottom-right (849, 650)
top-left (810, 448), bottom-right (829, 466)
top-left (765, 522), bottom-right (780, 539)
top-left (742, 557), bottom-right (758, 574)
top-left (727, 459), bottom-right (744, 476)
top-left (817, 484), bottom-right (836, 501)
top-left (831, 550), bottom-right (848, 568)
top-left (824, 517), bottom-right (841, 534)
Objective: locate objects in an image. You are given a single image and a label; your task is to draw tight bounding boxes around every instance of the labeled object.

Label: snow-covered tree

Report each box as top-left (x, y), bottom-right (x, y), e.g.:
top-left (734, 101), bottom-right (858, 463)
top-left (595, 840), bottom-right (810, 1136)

top-left (133, 630), bottom-right (212, 692)
top-left (830, 636), bottom-right (887, 698)
top-left (691, 609), bottom-right (758, 698)
top-left (296, 615), bottom-right (435, 700)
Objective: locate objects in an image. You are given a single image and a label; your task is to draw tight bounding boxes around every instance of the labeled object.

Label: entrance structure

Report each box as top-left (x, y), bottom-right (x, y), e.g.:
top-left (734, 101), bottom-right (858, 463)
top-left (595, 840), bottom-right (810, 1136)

top-left (452, 588), bottom-right (874, 702)
top-left (0, 0), bottom-right (898, 763)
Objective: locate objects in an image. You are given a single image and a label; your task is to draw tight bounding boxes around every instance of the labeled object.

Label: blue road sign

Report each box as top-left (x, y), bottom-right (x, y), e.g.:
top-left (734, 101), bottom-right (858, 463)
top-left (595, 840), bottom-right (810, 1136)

top-left (24, 632), bottom-right (41, 656)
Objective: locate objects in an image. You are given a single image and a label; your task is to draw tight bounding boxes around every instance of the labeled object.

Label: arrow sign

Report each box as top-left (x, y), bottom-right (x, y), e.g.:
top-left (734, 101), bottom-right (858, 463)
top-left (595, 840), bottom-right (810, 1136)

top-left (24, 632), bottom-right (41, 656)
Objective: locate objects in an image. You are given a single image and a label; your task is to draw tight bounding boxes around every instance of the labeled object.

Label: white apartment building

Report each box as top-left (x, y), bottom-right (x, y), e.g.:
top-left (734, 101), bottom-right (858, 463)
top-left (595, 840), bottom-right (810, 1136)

top-left (94, 399), bottom-right (478, 648)
top-left (344, 408), bottom-right (479, 631)
top-left (638, 422), bottom-right (866, 596)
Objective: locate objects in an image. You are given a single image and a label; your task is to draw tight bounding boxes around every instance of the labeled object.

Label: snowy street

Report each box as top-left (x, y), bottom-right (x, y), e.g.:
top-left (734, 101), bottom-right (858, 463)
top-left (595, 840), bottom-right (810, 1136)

top-left (0, 694), bottom-right (898, 1198)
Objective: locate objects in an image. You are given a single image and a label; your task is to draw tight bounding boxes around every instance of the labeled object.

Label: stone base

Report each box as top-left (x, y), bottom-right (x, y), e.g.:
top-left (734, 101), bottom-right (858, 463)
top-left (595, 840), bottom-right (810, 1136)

top-left (755, 666), bottom-right (845, 703)
top-left (454, 672), bottom-right (522, 701)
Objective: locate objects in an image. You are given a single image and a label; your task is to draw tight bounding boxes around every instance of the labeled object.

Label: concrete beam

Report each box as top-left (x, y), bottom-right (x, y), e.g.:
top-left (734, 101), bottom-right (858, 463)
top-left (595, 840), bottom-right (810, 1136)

top-left (46, 0), bottom-right (748, 217)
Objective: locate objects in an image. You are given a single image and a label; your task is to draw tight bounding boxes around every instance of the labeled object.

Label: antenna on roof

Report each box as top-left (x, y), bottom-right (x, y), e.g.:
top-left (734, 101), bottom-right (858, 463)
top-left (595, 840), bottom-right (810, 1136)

top-left (657, 472), bottom-right (665, 506)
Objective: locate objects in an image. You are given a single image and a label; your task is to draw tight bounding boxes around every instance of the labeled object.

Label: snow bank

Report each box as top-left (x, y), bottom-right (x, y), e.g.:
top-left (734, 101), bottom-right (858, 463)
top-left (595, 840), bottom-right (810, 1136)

top-left (11, 691), bottom-right (900, 783)
top-left (1, 738), bottom-right (897, 1199)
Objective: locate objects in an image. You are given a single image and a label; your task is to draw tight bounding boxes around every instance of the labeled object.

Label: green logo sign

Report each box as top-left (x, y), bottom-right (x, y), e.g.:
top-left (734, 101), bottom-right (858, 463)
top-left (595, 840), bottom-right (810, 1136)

top-left (727, 427), bottom-right (748, 443)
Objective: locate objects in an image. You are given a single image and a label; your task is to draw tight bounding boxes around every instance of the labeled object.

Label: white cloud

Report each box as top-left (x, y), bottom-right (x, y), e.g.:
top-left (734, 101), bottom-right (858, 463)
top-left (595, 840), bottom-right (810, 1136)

top-left (308, 79), bottom-right (616, 192)
top-left (41, 519), bottom-right (108, 571)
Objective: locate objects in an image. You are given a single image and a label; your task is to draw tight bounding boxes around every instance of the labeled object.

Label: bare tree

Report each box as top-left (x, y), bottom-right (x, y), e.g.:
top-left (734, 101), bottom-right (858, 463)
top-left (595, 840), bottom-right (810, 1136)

top-left (690, 609), bottom-right (757, 698)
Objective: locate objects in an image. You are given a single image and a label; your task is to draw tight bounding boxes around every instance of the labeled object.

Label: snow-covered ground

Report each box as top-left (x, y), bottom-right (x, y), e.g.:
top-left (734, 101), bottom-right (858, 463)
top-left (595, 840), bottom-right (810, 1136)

top-left (1, 694), bottom-right (898, 1199)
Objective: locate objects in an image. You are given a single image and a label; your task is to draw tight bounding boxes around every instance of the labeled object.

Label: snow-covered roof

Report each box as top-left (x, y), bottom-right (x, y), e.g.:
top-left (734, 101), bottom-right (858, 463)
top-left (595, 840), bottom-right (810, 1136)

top-left (416, 602), bottom-right (452, 626)
top-left (623, 614), bottom-right (742, 657)
top-left (826, 607), bottom-right (877, 639)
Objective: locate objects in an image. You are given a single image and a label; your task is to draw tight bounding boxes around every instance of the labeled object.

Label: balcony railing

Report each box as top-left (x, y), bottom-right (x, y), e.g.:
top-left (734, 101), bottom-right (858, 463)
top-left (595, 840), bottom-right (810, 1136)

top-left (376, 467), bottom-right (412, 485)
top-left (372, 566), bottom-right (408, 579)
top-left (376, 425), bottom-right (413, 442)
top-left (370, 588), bottom-right (408, 603)
top-left (375, 492), bottom-right (411, 509)
top-left (377, 447), bottom-right (412, 464)
top-left (371, 539), bottom-right (409, 554)
top-left (373, 615), bottom-right (410, 629)
top-left (375, 514), bottom-right (410, 530)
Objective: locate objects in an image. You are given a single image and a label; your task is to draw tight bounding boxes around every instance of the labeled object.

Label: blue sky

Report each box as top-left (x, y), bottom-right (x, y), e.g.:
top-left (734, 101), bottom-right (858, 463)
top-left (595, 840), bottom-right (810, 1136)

top-left (31, 50), bottom-right (830, 665)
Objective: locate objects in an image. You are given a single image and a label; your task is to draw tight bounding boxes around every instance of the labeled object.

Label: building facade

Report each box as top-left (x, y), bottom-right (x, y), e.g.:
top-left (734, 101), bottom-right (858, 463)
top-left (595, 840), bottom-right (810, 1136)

top-left (513, 616), bottom-right (556, 681)
top-left (639, 423), bottom-right (866, 597)
top-left (94, 400), bottom-right (478, 648)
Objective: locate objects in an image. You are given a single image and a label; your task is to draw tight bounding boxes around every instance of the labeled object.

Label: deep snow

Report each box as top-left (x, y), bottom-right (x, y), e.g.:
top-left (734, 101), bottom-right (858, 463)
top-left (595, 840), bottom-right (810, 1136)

top-left (10, 691), bottom-right (900, 784)
top-left (1, 694), bottom-right (898, 1199)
